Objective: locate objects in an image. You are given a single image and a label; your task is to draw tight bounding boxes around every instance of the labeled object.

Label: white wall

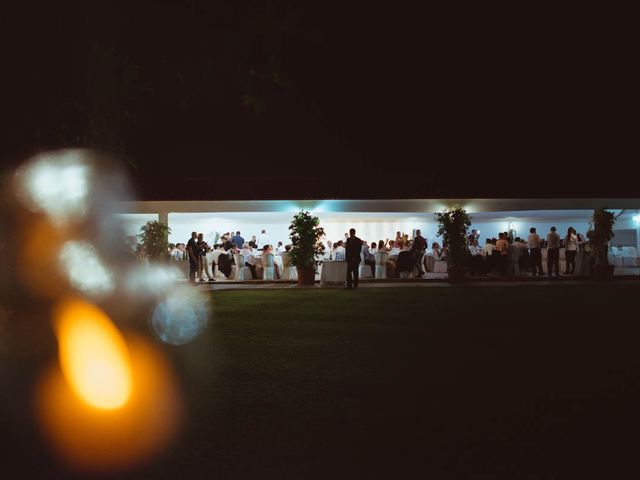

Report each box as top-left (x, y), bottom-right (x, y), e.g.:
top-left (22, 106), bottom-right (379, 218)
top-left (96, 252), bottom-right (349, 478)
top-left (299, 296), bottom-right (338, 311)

top-left (114, 213), bottom-right (160, 239)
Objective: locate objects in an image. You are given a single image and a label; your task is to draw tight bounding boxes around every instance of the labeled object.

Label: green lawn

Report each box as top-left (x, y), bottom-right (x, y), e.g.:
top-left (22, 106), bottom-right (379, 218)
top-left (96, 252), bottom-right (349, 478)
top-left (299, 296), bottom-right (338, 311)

top-left (133, 284), bottom-right (640, 479)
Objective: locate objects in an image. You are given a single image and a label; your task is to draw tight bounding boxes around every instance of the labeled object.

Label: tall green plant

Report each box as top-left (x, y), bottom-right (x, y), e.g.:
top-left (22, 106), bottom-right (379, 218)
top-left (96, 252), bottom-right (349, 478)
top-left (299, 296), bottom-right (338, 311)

top-left (288, 211), bottom-right (325, 269)
top-left (587, 208), bottom-right (616, 266)
top-left (138, 220), bottom-right (171, 262)
top-left (436, 205), bottom-right (472, 271)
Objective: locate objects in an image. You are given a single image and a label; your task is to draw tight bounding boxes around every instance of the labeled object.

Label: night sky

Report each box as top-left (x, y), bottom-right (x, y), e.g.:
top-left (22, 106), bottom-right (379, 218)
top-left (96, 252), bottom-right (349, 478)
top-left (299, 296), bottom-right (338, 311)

top-left (0, 2), bottom-right (636, 199)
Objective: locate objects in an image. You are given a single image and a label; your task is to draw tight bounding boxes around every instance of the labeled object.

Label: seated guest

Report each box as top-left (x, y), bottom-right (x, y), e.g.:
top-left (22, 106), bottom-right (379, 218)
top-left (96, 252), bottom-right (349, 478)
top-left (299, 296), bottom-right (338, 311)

top-left (216, 246), bottom-right (232, 278)
top-left (431, 242), bottom-right (444, 260)
top-left (241, 243), bottom-right (257, 279)
top-left (261, 244), bottom-right (281, 279)
top-left (362, 241), bottom-right (376, 276)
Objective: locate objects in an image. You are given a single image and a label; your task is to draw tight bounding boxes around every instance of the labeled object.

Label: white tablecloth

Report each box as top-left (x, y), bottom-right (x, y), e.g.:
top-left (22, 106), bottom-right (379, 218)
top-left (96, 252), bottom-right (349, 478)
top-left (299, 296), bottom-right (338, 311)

top-left (320, 261), bottom-right (348, 285)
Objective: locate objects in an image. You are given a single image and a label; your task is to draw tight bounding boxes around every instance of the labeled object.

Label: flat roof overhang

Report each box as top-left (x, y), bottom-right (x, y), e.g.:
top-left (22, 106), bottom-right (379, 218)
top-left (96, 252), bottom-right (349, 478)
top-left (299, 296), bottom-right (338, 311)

top-left (115, 198), bottom-right (640, 215)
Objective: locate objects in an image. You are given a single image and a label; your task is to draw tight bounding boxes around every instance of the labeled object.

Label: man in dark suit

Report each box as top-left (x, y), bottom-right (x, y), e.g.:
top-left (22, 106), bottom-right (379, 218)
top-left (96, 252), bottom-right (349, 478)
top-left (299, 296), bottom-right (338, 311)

top-left (345, 228), bottom-right (363, 289)
top-left (411, 229), bottom-right (427, 276)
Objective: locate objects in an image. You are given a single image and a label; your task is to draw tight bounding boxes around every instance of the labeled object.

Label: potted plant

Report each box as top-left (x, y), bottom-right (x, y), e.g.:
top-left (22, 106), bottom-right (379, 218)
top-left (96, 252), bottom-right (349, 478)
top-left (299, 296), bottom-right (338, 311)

top-left (138, 220), bottom-right (171, 263)
top-left (289, 211), bottom-right (325, 286)
top-left (436, 205), bottom-right (471, 282)
top-left (586, 208), bottom-right (616, 280)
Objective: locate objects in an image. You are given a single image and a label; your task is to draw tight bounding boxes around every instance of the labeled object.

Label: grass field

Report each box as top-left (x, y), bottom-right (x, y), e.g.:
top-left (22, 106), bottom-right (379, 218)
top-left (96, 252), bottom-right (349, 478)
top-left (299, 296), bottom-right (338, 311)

top-left (5, 284), bottom-right (640, 479)
top-left (139, 284), bottom-right (640, 479)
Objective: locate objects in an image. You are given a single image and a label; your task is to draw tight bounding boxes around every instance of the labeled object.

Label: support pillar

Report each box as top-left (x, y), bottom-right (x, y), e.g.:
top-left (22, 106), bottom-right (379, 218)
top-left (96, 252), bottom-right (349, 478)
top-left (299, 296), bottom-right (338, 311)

top-left (158, 210), bottom-right (169, 225)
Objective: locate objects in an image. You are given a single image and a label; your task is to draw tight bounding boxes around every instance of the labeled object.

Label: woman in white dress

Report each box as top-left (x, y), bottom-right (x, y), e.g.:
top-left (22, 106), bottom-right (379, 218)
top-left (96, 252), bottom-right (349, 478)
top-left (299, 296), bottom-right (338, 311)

top-left (564, 227), bottom-right (578, 274)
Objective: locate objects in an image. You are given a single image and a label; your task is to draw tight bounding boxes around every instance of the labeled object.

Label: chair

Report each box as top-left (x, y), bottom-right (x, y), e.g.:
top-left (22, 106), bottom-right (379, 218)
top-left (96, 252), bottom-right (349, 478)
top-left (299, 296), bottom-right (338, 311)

top-left (433, 260), bottom-right (448, 273)
top-left (261, 253), bottom-right (276, 280)
top-left (359, 250), bottom-right (373, 278)
top-left (374, 251), bottom-right (389, 279)
top-left (397, 251), bottom-right (414, 279)
top-left (280, 252), bottom-right (298, 280)
top-left (414, 252), bottom-right (426, 277)
top-left (232, 253), bottom-right (252, 281)
top-left (621, 247), bottom-right (639, 267)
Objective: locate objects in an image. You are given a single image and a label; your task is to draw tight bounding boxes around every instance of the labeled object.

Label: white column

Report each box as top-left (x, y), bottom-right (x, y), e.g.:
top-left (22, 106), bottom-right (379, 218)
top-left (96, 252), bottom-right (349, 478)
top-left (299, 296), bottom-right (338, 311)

top-left (158, 210), bottom-right (169, 225)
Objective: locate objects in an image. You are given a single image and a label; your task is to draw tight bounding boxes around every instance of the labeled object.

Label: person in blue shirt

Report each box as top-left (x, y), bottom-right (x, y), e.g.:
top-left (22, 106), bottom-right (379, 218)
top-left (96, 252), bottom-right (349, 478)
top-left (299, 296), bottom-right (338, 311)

top-left (231, 231), bottom-right (245, 250)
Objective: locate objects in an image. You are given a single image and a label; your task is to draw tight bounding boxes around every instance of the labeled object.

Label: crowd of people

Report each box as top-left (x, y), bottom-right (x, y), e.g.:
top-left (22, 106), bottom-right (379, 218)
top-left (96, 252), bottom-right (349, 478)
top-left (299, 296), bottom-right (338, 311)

top-left (159, 224), bottom-right (589, 285)
top-left (167, 229), bottom-right (292, 283)
top-left (468, 226), bottom-right (586, 277)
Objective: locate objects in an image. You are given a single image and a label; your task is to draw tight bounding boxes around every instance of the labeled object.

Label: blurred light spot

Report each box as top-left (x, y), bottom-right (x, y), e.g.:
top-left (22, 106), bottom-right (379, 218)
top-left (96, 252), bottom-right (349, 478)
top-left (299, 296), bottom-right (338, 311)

top-left (59, 241), bottom-right (114, 298)
top-left (150, 288), bottom-right (209, 345)
top-left (19, 219), bottom-right (67, 299)
top-left (124, 264), bottom-right (181, 297)
top-left (54, 298), bottom-right (132, 409)
top-left (15, 151), bottom-right (91, 225)
top-left (35, 334), bottom-right (182, 472)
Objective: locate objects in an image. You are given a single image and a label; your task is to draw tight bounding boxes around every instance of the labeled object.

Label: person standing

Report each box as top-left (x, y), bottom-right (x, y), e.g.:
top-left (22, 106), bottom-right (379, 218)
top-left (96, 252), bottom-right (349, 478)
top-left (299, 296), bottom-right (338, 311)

top-left (345, 228), bottom-right (362, 289)
top-left (527, 227), bottom-right (543, 276)
top-left (231, 231), bottom-right (244, 250)
top-left (546, 226), bottom-right (561, 277)
top-left (196, 233), bottom-right (214, 282)
top-left (411, 229), bottom-right (427, 276)
top-left (186, 231), bottom-right (199, 284)
top-left (257, 229), bottom-right (271, 250)
top-left (495, 232), bottom-right (509, 276)
top-left (564, 227), bottom-right (578, 274)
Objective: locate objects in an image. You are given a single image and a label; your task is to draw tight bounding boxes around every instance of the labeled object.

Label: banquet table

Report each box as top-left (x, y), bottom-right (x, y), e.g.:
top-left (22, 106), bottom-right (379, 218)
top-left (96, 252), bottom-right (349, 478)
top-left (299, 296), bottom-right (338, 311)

top-left (320, 261), bottom-right (348, 285)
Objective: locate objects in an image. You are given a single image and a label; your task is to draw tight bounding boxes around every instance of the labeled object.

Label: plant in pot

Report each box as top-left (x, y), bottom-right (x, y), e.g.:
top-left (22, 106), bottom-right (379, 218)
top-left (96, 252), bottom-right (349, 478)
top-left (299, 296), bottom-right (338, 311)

top-left (138, 220), bottom-right (171, 263)
top-left (436, 205), bottom-right (471, 282)
top-left (289, 211), bottom-right (325, 286)
top-left (586, 208), bottom-right (616, 280)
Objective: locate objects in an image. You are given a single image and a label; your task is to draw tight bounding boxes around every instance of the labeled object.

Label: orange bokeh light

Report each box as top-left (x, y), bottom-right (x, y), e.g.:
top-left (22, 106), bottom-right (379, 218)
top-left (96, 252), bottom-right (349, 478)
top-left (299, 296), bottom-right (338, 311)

top-left (35, 299), bottom-right (183, 472)
top-left (54, 298), bottom-right (132, 409)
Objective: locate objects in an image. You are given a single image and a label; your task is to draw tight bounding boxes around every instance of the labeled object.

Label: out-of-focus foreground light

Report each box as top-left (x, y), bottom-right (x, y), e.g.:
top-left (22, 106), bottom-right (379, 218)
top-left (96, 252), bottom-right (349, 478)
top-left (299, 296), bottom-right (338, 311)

top-left (36, 299), bottom-right (183, 472)
top-left (54, 298), bottom-right (131, 409)
top-left (59, 241), bottom-right (115, 299)
top-left (124, 264), bottom-right (181, 297)
top-left (14, 150), bottom-right (91, 225)
top-left (150, 287), bottom-right (210, 345)
top-left (633, 214), bottom-right (640, 224)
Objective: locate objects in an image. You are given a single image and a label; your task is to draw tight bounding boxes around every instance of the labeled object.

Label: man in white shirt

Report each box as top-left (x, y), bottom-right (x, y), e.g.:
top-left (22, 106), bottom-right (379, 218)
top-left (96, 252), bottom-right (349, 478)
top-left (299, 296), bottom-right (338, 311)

top-left (527, 227), bottom-right (543, 276)
top-left (257, 229), bottom-right (271, 250)
top-left (241, 243), bottom-right (257, 279)
top-left (276, 241), bottom-right (286, 254)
